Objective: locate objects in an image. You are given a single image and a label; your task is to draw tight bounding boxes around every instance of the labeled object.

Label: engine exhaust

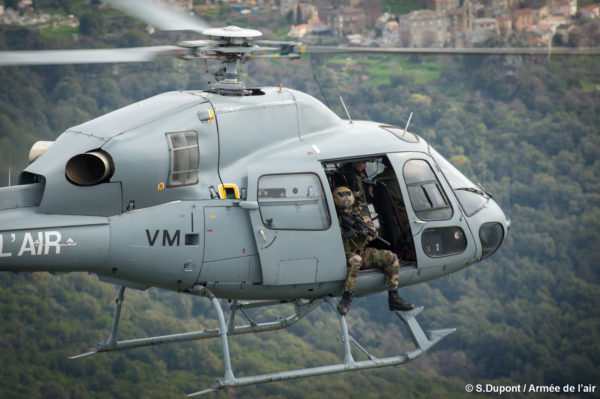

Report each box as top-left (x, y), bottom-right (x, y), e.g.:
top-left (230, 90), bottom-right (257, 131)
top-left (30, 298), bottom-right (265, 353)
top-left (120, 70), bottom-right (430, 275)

top-left (65, 151), bottom-right (114, 186)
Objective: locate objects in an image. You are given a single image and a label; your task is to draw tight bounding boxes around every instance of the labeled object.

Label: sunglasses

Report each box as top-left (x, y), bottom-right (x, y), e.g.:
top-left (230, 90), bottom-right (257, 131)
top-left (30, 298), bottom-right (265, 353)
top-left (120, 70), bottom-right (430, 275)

top-left (336, 191), bottom-right (352, 197)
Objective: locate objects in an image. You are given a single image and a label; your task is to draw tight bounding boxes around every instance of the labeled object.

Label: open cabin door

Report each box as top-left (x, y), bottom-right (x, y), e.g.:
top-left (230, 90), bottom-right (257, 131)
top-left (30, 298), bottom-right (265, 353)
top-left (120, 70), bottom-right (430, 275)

top-left (387, 153), bottom-right (476, 273)
top-left (243, 162), bottom-right (347, 286)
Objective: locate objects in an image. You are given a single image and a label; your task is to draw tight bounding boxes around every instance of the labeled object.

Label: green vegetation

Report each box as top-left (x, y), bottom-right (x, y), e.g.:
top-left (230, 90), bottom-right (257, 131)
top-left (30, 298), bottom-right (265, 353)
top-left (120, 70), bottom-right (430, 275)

top-left (383, 0), bottom-right (428, 15)
top-left (39, 24), bottom-right (78, 39)
top-left (1, 2), bottom-right (600, 398)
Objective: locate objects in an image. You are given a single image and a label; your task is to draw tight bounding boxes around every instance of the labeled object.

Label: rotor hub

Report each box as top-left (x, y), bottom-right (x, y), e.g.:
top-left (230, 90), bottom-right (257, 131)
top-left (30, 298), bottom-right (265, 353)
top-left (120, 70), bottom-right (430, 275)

top-left (202, 25), bottom-right (262, 39)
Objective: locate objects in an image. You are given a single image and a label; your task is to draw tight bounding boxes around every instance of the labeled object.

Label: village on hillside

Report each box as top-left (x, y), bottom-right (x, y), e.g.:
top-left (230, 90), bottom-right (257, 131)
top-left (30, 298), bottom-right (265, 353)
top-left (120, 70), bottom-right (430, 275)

top-left (1, 0), bottom-right (599, 48)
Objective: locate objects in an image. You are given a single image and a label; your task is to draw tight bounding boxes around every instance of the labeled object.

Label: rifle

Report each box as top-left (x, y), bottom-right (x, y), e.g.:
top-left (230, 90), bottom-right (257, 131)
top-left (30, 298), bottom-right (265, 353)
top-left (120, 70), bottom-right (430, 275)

top-left (340, 212), bottom-right (391, 246)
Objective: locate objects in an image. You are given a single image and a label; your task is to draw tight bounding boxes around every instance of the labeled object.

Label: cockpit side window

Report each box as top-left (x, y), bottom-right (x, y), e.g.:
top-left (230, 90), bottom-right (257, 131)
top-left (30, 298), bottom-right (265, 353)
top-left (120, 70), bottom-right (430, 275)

top-left (257, 173), bottom-right (331, 230)
top-left (429, 147), bottom-right (489, 216)
top-left (166, 131), bottom-right (199, 187)
top-left (403, 159), bottom-right (452, 220)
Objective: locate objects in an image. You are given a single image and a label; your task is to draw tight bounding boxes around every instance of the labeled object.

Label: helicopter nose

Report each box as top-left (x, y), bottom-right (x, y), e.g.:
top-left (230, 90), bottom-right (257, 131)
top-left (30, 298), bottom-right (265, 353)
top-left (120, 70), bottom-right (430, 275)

top-left (471, 198), bottom-right (508, 261)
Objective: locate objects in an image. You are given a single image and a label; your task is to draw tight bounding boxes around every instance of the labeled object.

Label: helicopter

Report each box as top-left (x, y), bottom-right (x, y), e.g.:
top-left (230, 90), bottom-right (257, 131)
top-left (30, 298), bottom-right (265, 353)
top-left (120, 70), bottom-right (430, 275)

top-left (2, 0), bottom-right (595, 396)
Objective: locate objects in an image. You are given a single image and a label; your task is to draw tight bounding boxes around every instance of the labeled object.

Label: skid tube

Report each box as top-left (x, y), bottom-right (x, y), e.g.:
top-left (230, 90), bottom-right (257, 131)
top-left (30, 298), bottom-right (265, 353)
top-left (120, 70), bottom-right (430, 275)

top-left (70, 285), bottom-right (455, 396)
top-left (69, 285), bottom-right (324, 359)
top-left (187, 286), bottom-right (455, 396)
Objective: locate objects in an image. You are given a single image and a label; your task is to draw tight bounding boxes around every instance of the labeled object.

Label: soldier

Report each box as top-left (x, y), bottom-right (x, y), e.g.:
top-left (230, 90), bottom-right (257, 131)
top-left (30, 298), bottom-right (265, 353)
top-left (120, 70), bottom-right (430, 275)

top-left (341, 161), bottom-right (368, 204)
top-left (334, 186), bottom-right (415, 315)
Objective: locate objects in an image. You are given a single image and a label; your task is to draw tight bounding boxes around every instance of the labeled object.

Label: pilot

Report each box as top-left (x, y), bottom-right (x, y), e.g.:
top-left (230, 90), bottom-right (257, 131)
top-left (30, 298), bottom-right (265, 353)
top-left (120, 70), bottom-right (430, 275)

top-left (342, 161), bottom-right (368, 204)
top-left (333, 186), bottom-right (415, 315)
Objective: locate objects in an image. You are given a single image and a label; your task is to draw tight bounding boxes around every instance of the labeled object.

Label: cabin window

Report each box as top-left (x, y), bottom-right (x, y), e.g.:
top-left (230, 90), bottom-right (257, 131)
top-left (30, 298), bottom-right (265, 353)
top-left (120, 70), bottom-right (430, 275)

top-left (422, 226), bottom-right (467, 257)
top-left (403, 159), bottom-right (452, 220)
top-left (429, 147), bottom-right (489, 216)
top-left (166, 131), bottom-right (199, 187)
top-left (257, 173), bottom-right (331, 230)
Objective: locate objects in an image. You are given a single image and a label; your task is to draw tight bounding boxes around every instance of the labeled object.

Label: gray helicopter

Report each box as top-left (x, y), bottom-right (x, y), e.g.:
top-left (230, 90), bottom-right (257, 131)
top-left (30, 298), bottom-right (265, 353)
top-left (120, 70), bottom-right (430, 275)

top-left (4, 0), bottom-right (592, 395)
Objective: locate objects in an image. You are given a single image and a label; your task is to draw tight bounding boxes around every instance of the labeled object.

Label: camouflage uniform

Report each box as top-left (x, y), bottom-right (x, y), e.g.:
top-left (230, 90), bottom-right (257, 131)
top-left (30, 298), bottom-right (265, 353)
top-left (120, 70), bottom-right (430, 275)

top-left (340, 205), bottom-right (400, 292)
top-left (342, 163), bottom-right (368, 204)
top-left (334, 185), bottom-right (415, 314)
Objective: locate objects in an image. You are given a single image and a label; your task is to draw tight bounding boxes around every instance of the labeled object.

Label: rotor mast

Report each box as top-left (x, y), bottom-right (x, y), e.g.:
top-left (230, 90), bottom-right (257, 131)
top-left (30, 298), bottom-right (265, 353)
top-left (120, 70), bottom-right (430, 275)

top-left (201, 26), bottom-right (263, 95)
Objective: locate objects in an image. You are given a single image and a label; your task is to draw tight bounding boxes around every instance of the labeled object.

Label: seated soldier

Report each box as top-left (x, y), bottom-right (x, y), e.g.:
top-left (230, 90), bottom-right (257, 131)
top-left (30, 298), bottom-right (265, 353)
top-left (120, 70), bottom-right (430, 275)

top-left (333, 186), bottom-right (415, 315)
top-left (340, 161), bottom-right (368, 204)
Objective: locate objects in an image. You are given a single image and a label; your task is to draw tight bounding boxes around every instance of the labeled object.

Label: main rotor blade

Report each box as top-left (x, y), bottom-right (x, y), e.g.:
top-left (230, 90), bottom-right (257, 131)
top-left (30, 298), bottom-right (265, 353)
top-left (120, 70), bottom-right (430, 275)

top-left (0, 46), bottom-right (185, 66)
top-left (106, 0), bottom-right (210, 33)
top-left (293, 45), bottom-right (600, 56)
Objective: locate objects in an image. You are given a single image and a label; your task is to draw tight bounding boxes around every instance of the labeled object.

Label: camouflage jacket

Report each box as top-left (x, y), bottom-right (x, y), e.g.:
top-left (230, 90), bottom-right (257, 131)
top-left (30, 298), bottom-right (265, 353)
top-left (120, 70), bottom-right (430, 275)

top-left (338, 204), bottom-right (376, 255)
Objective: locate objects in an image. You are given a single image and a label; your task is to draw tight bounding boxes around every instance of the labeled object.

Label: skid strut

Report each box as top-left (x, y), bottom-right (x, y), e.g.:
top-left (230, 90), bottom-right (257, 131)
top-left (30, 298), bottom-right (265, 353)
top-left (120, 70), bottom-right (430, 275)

top-left (70, 285), bottom-right (324, 358)
top-left (70, 285), bottom-right (454, 396)
top-left (187, 294), bottom-right (455, 396)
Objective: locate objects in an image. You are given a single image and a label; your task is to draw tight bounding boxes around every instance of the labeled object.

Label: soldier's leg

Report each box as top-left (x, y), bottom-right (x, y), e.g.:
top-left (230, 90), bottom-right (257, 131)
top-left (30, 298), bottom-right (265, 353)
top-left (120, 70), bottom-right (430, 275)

top-left (338, 254), bottom-right (362, 315)
top-left (362, 248), bottom-right (399, 288)
top-left (363, 248), bottom-right (414, 311)
top-left (343, 254), bottom-right (362, 292)
top-left (382, 250), bottom-right (399, 290)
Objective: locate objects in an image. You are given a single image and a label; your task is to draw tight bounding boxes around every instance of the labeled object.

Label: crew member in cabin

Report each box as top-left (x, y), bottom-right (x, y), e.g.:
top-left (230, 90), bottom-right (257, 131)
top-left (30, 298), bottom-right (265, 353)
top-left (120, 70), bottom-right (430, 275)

top-left (333, 186), bottom-right (415, 315)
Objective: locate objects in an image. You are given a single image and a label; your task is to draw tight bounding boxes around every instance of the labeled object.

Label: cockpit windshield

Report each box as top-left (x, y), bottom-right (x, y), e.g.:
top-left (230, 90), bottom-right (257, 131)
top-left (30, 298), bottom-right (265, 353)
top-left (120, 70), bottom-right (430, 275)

top-left (429, 147), bottom-right (489, 216)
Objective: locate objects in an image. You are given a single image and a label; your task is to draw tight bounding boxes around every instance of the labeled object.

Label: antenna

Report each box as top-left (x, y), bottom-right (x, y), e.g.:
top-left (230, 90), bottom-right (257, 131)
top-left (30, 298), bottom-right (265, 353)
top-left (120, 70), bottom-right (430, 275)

top-left (507, 175), bottom-right (511, 225)
top-left (8, 152), bottom-right (11, 187)
top-left (339, 96), bottom-right (352, 124)
top-left (404, 112), bottom-right (413, 132)
top-left (313, 74), bottom-right (331, 109)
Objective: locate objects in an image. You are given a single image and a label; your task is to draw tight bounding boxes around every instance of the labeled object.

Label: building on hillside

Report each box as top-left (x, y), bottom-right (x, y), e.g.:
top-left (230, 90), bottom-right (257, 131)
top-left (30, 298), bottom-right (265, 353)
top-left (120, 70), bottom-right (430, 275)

top-left (538, 16), bottom-right (568, 32)
top-left (464, 17), bottom-right (499, 45)
top-left (556, 0), bottom-right (577, 17)
top-left (473, 17), bottom-right (499, 34)
top-left (280, 0), bottom-right (298, 16)
top-left (288, 17), bottom-right (331, 39)
top-left (489, 0), bottom-right (520, 15)
top-left (427, 0), bottom-right (459, 13)
top-left (395, 0), bottom-right (473, 47)
top-left (528, 23), bottom-right (553, 40)
top-left (512, 8), bottom-right (533, 32)
top-left (363, 1), bottom-right (383, 27)
top-left (382, 20), bottom-right (400, 45)
top-left (288, 23), bottom-right (310, 38)
top-left (447, 0), bottom-right (474, 46)
top-left (291, 2), bottom-right (319, 24)
top-left (578, 4), bottom-right (599, 20)
top-left (496, 16), bottom-right (512, 33)
top-left (323, 7), bottom-right (367, 37)
top-left (527, 37), bottom-right (548, 47)
top-left (397, 9), bottom-right (450, 47)
top-left (530, 4), bottom-right (548, 24)
top-left (375, 12), bottom-right (391, 30)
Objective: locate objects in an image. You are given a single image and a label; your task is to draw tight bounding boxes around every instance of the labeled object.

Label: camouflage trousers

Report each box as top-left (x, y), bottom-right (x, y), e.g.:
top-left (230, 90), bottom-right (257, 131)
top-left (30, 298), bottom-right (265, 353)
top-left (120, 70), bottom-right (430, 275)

top-left (343, 247), bottom-right (399, 292)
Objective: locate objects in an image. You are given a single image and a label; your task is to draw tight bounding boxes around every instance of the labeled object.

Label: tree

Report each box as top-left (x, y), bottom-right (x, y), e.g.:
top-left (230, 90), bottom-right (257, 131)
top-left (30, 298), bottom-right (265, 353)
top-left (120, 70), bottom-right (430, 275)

top-left (4, 0), bottom-right (19, 11)
top-left (79, 13), bottom-right (103, 37)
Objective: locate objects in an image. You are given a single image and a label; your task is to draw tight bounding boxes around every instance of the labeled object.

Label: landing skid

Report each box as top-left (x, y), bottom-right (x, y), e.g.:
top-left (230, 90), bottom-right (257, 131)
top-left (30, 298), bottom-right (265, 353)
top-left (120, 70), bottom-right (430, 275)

top-left (70, 285), bottom-right (455, 396)
top-left (69, 285), bottom-right (323, 358)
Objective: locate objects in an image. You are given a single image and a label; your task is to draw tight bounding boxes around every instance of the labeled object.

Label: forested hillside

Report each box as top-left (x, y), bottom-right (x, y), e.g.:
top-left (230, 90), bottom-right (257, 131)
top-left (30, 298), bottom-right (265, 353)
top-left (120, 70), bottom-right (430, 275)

top-left (1, 2), bottom-right (600, 398)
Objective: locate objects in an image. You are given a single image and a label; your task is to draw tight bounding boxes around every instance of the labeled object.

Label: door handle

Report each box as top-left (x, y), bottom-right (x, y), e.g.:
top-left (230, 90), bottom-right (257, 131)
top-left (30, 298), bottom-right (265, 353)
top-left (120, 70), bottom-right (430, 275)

top-left (239, 201), bottom-right (259, 210)
top-left (258, 228), bottom-right (267, 243)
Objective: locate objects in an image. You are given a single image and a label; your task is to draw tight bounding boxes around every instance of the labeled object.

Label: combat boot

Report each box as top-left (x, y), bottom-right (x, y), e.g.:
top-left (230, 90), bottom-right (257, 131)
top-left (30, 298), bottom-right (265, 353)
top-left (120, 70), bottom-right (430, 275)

top-left (337, 291), bottom-right (354, 315)
top-left (388, 289), bottom-right (415, 311)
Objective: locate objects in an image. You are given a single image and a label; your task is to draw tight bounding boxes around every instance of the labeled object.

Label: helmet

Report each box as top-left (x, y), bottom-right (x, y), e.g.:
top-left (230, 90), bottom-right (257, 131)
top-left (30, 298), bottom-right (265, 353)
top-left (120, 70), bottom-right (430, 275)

top-left (333, 186), bottom-right (355, 209)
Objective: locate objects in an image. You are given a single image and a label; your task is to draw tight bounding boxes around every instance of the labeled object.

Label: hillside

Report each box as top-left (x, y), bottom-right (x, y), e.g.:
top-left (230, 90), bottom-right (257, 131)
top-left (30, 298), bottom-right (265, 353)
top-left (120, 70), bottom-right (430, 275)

top-left (1, 3), bottom-right (600, 398)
